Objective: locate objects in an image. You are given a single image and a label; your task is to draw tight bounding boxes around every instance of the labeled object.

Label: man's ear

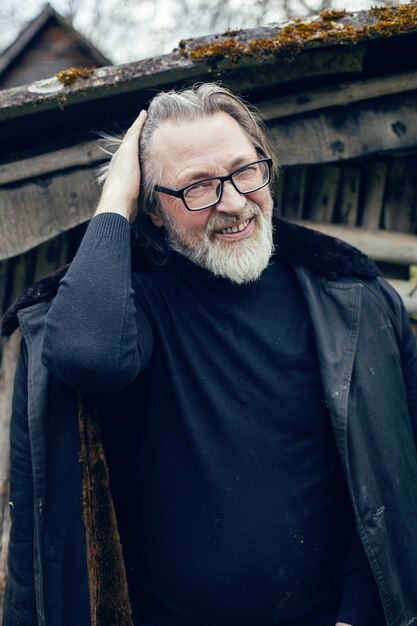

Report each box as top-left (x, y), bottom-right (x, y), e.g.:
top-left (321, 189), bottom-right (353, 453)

top-left (148, 212), bottom-right (164, 228)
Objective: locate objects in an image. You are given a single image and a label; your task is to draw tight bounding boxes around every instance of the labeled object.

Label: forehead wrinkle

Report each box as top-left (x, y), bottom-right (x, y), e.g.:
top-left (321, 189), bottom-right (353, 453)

top-left (175, 150), bottom-right (259, 187)
top-left (152, 113), bottom-right (258, 186)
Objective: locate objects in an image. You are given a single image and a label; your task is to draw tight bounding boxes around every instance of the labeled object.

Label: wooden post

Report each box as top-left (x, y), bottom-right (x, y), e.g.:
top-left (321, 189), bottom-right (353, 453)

top-left (361, 161), bottom-right (387, 229)
top-left (384, 158), bottom-right (417, 233)
top-left (0, 331), bottom-right (21, 613)
top-left (306, 166), bottom-right (341, 223)
top-left (282, 167), bottom-right (308, 219)
top-left (334, 167), bottom-right (360, 227)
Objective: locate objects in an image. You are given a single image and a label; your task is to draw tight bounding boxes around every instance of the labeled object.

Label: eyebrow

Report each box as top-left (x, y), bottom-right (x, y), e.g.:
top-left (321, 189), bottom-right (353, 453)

top-left (177, 153), bottom-right (258, 187)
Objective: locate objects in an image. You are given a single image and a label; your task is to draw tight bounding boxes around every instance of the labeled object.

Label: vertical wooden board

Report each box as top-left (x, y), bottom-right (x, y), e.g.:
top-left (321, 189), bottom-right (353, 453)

top-left (274, 168), bottom-right (285, 217)
top-left (23, 248), bottom-right (38, 289)
top-left (360, 161), bottom-right (387, 230)
top-left (334, 167), bottom-right (361, 227)
top-left (57, 233), bottom-right (70, 268)
top-left (384, 158), bottom-right (417, 233)
top-left (0, 331), bottom-right (21, 612)
top-left (0, 262), bottom-right (6, 316)
top-left (282, 167), bottom-right (308, 219)
top-left (305, 166), bottom-right (341, 223)
top-left (4, 255), bottom-right (26, 313)
top-left (34, 235), bottom-right (66, 280)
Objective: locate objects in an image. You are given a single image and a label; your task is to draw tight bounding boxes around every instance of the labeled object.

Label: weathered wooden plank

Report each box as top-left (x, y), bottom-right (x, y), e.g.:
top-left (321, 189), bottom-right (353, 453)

top-left (275, 170), bottom-right (285, 217)
top-left (1, 82), bottom-right (415, 189)
top-left (294, 219), bottom-right (417, 265)
top-left (33, 235), bottom-right (68, 283)
top-left (225, 46), bottom-right (365, 94)
top-left (334, 167), bottom-right (360, 227)
top-left (306, 166), bottom-right (340, 223)
top-left (281, 167), bottom-right (307, 219)
top-left (0, 142), bottom-right (105, 186)
top-left (0, 26), bottom-right (366, 123)
top-left (360, 161), bottom-right (387, 229)
top-left (0, 262), bottom-right (6, 316)
top-left (384, 158), bottom-right (417, 233)
top-left (0, 168), bottom-right (99, 261)
top-left (0, 331), bottom-right (20, 614)
top-left (258, 70), bottom-right (417, 121)
top-left (270, 93), bottom-right (417, 166)
top-left (7, 255), bottom-right (26, 312)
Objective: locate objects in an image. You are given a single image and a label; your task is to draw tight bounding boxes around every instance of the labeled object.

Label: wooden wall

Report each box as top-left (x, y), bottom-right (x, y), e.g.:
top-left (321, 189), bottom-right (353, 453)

top-left (278, 155), bottom-right (417, 232)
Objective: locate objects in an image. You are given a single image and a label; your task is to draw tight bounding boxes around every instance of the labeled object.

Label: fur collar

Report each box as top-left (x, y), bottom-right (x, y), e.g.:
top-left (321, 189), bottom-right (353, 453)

top-left (1, 218), bottom-right (379, 337)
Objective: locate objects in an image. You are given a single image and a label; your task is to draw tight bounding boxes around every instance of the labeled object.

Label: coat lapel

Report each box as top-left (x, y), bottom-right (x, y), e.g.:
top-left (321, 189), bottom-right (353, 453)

top-left (293, 266), bottom-right (363, 469)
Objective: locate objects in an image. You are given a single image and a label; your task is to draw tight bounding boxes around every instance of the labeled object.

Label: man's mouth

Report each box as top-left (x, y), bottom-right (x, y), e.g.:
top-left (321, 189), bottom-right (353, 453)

top-left (214, 217), bottom-right (252, 235)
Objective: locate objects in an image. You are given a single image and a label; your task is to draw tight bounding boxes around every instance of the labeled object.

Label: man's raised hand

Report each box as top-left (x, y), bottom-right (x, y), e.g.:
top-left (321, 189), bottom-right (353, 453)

top-left (95, 109), bottom-right (148, 223)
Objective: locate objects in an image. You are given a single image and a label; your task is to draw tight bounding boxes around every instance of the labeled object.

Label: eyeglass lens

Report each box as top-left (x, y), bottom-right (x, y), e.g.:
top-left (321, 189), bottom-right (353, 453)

top-left (184, 161), bottom-right (270, 210)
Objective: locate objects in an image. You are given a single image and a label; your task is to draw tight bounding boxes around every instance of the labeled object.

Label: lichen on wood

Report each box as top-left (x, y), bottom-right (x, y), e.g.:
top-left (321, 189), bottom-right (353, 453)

top-left (55, 66), bottom-right (96, 86)
top-left (320, 9), bottom-right (348, 20)
top-left (189, 40), bottom-right (245, 70)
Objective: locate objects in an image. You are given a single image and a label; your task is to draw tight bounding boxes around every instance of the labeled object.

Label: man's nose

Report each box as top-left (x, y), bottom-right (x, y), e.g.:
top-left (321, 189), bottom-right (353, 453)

top-left (215, 180), bottom-right (247, 214)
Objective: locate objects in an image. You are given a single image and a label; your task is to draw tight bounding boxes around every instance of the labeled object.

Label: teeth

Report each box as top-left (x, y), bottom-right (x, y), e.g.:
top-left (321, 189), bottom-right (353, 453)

top-left (218, 218), bottom-right (250, 234)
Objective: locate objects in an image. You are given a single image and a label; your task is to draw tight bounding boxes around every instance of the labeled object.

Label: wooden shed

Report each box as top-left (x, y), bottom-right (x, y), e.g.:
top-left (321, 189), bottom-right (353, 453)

top-left (0, 3), bottom-right (111, 90)
top-left (1, 1), bottom-right (417, 603)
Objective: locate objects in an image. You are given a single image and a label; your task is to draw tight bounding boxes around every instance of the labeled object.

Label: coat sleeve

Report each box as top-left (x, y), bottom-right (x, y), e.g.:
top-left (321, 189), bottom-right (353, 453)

top-left (2, 339), bottom-right (38, 626)
top-left (41, 213), bottom-right (153, 395)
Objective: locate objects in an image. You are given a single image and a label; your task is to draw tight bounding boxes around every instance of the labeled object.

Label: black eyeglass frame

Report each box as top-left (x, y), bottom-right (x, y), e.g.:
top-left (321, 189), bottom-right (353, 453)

top-left (154, 153), bottom-right (273, 212)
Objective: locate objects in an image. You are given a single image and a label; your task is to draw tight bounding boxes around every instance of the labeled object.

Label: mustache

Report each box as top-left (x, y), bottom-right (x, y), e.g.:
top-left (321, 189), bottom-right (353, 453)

top-left (206, 201), bottom-right (262, 233)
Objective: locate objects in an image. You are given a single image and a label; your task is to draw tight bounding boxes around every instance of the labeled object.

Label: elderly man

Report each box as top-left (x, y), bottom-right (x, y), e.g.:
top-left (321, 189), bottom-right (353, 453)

top-left (3, 83), bottom-right (417, 626)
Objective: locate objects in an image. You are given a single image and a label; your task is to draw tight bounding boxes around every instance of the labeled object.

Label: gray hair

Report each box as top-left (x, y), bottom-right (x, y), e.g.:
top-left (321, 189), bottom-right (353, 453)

top-left (98, 83), bottom-right (277, 262)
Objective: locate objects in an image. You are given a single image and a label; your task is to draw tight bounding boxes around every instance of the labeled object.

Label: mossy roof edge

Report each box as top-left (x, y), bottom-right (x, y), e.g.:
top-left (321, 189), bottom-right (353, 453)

top-left (180, 3), bottom-right (417, 70)
top-left (0, 2), bottom-right (416, 121)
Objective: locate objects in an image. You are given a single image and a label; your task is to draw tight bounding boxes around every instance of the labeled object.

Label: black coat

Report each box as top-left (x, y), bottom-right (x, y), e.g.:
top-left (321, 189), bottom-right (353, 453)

top-left (2, 218), bottom-right (417, 626)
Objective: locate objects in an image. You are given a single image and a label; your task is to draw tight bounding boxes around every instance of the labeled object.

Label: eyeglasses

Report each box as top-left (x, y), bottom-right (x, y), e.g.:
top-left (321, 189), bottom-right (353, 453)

top-left (154, 153), bottom-right (273, 211)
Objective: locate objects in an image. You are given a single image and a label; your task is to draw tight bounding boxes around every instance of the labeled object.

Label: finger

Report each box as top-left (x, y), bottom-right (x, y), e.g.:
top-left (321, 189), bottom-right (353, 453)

top-left (124, 110), bottom-right (148, 140)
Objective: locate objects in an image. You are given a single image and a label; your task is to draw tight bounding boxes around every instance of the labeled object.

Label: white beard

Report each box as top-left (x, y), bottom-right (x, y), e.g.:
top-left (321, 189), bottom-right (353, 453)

top-left (161, 198), bottom-right (275, 284)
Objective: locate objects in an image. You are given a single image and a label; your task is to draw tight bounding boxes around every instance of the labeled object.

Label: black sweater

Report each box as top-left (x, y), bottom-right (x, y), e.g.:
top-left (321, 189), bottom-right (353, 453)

top-left (42, 213), bottom-right (382, 626)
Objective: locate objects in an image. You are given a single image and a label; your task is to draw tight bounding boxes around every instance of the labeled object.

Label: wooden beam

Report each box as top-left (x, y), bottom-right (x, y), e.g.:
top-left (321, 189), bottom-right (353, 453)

top-left (2, 79), bottom-right (416, 188)
top-left (0, 34), bottom-right (365, 126)
top-left (294, 220), bottom-right (417, 265)
top-left (258, 70), bottom-right (417, 121)
top-left (0, 168), bottom-right (99, 261)
top-left (224, 46), bottom-right (364, 95)
top-left (271, 92), bottom-right (417, 166)
top-left (0, 141), bottom-right (105, 186)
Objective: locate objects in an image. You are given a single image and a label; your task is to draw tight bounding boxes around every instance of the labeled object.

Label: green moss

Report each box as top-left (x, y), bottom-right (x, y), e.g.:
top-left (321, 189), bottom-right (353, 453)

top-left (320, 9), bottom-right (348, 20)
top-left (222, 27), bottom-right (244, 37)
top-left (367, 3), bottom-right (417, 36)
top-left (184, 2), bottom-right (417, 70)
top-left (55, 66), bottom-right (95, 86)
top-left (189, 39), bottom-right (245, 69)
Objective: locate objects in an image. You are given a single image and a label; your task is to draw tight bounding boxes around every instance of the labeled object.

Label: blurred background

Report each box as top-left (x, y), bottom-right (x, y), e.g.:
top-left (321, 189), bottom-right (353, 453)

top-left (0, 0), bottom-right (404, 66)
